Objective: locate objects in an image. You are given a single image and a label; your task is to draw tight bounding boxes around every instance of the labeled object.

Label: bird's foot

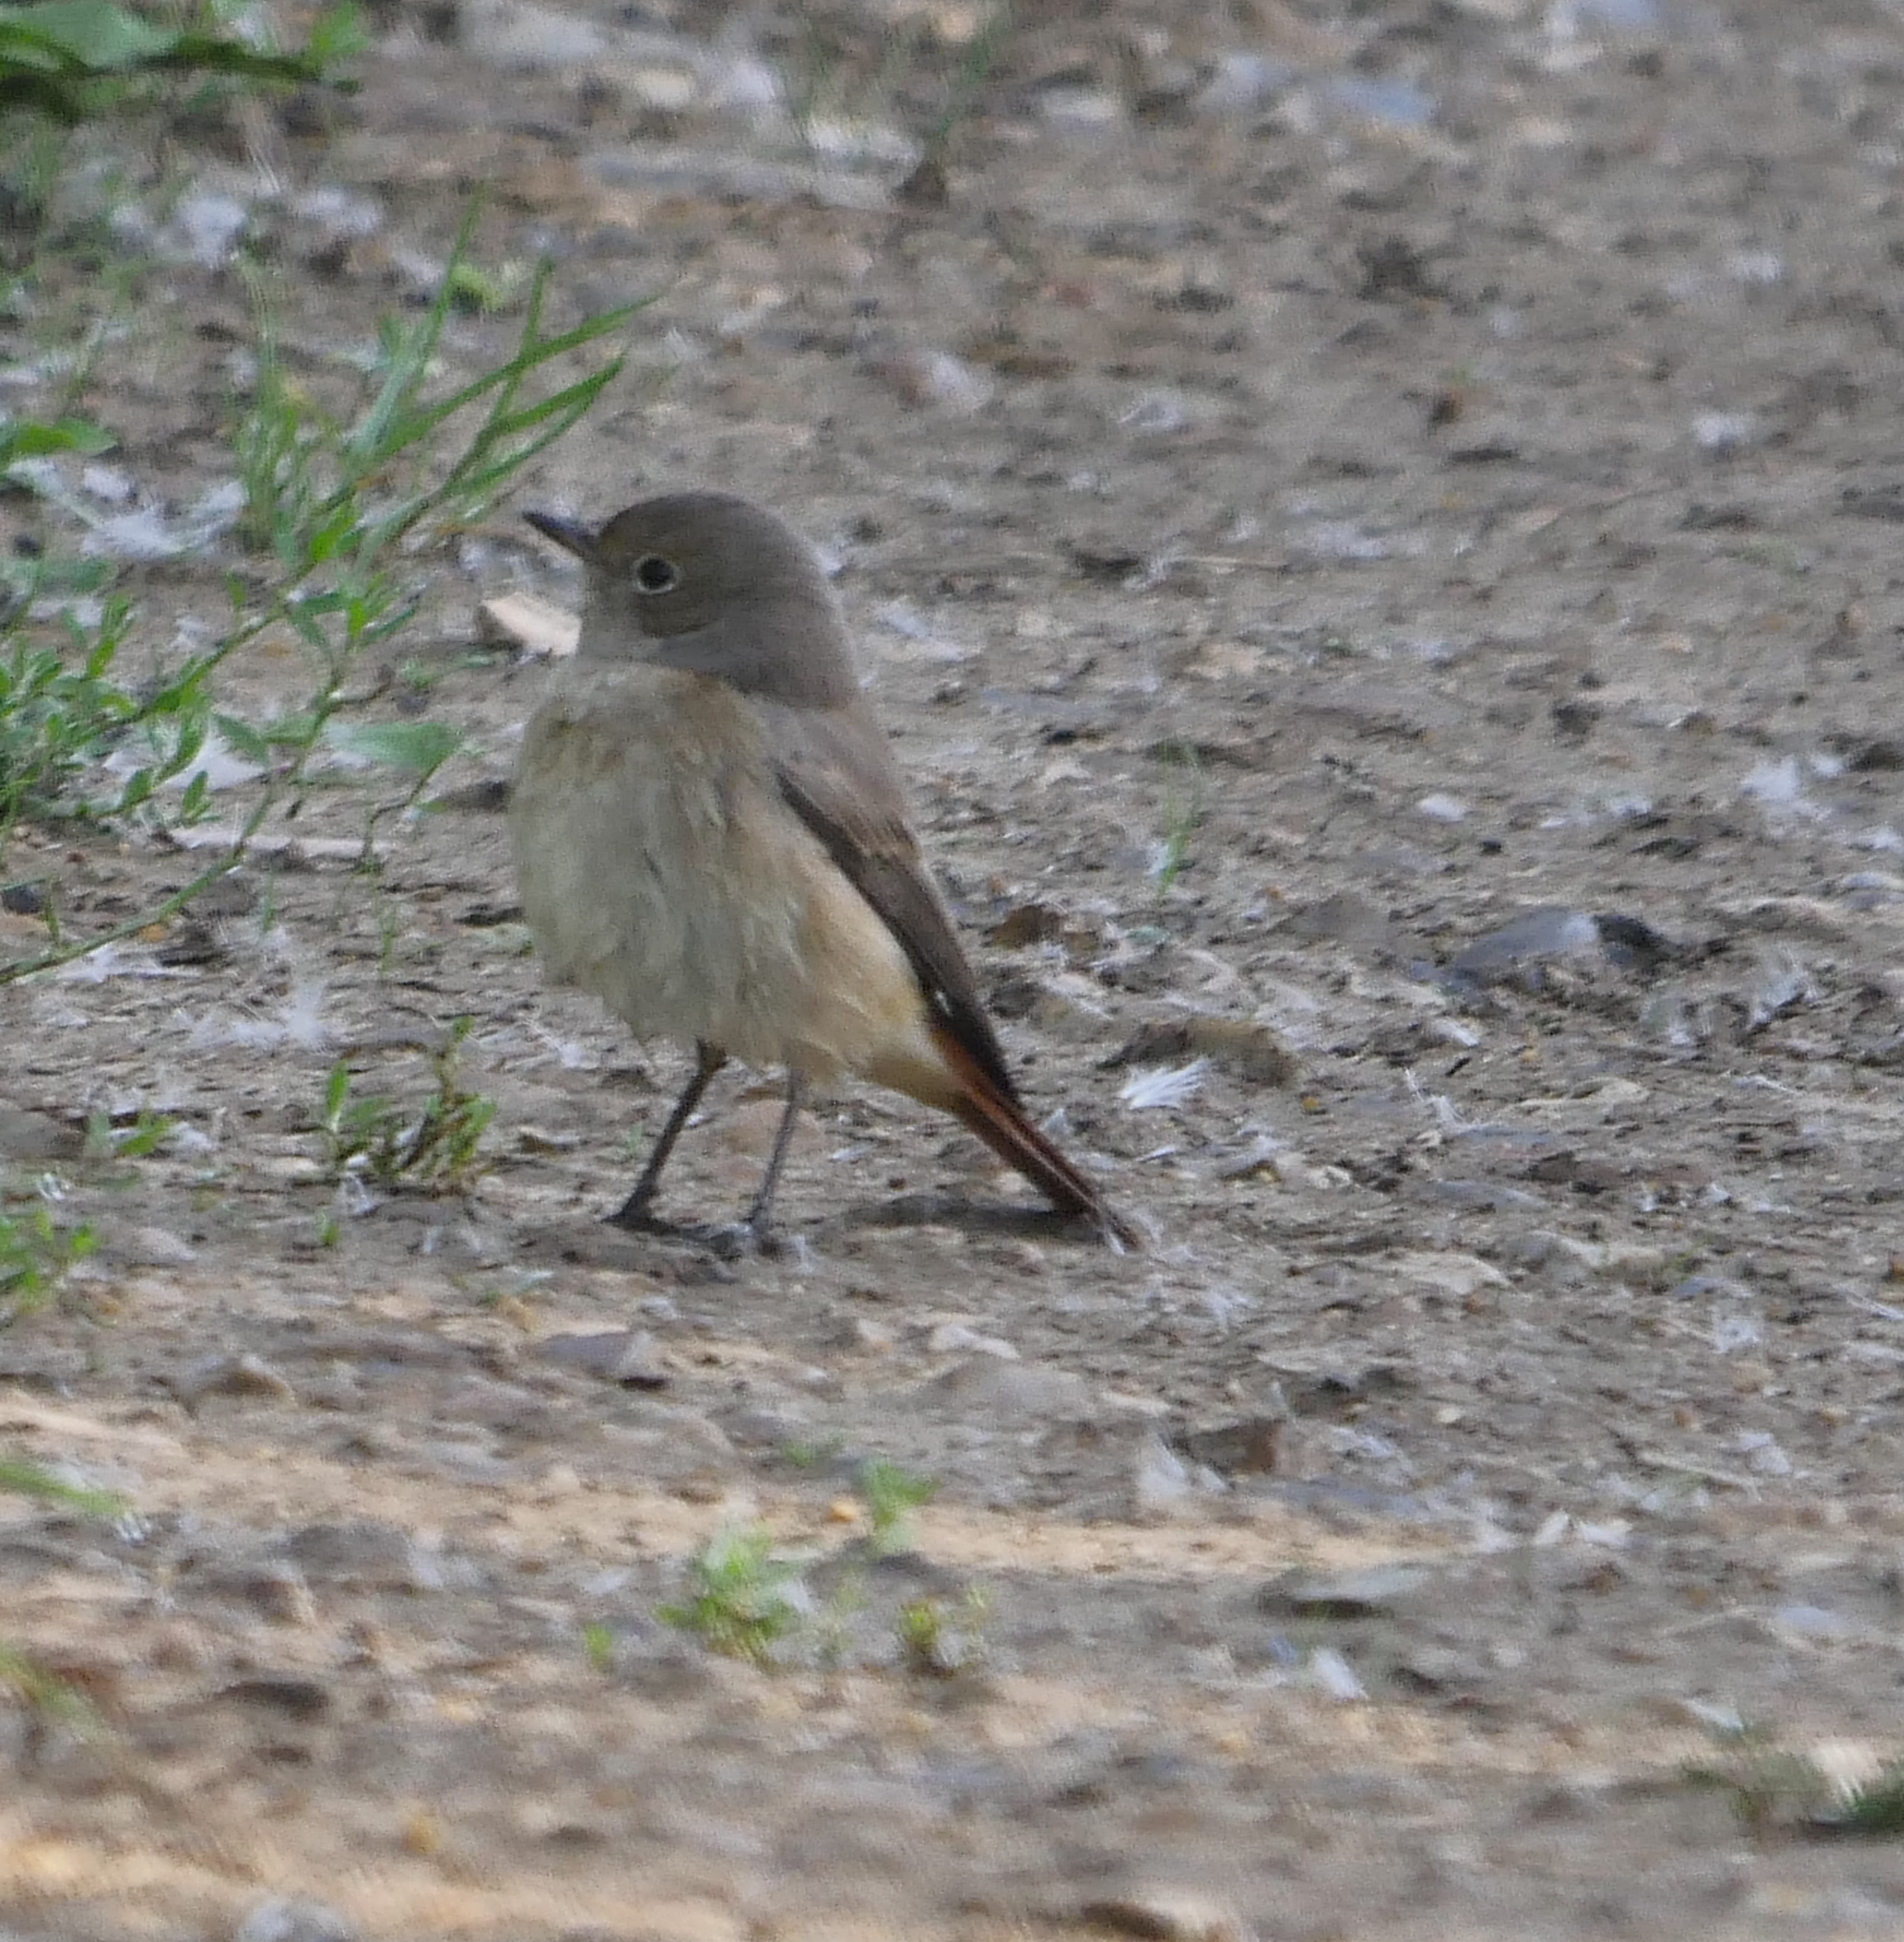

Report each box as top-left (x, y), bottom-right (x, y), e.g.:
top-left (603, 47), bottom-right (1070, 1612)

top-left (702, 1218), bottom-right (785, 1262)
top-left (604, 1200), bottom-right (688, 1236)
top-left (607, 1202), bottom-right (794, 1262)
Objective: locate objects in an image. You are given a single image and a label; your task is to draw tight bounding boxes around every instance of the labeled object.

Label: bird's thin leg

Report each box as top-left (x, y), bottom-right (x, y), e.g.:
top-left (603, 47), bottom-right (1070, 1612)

top-left (610, 1041), bottom-right (726, 1230)
top-left (740, 1069), bottom-right (806, 1246)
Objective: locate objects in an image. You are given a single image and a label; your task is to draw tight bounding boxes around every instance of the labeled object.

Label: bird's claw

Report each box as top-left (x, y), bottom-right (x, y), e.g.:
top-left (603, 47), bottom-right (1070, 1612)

top-left (606, 1202), bottom-right (787, 1259)
top-left (703, 1219), bottom-right (783, 1261)
top-left (604, 1202), bottom-right (687, 1236)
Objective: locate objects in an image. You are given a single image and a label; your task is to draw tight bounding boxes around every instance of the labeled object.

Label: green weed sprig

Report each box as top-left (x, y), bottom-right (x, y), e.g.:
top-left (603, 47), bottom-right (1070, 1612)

top-left (318, 1018), bottom-right (495, 1191)
top-left (0, 209), bottom-right (640, 984)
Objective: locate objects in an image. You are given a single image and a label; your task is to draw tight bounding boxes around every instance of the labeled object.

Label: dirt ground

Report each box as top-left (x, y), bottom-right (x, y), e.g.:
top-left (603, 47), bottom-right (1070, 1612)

top-left (8, 0), bottom-right (1904, 1935)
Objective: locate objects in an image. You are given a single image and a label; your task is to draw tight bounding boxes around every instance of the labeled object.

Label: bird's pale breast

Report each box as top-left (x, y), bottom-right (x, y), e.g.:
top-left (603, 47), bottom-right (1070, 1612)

top-left (510, 663), bottom-right (934, 1083)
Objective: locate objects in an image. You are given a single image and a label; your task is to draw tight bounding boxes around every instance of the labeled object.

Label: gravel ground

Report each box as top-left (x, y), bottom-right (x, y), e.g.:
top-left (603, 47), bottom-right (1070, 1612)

top-left (6, 1), bottom-right (1904, 1935)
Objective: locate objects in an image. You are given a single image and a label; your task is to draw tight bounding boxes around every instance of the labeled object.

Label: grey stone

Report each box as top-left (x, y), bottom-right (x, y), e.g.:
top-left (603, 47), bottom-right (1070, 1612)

top-left (178, 1352), bottom-right (295, 1404)
top-left (286, 1520), bottom-right (445, 1592)
top-left (1259, 1563), bottom-right (1434, 1618)
top-left (234, 1898), bottom-right (357, 1942)
top-left (541, 1328), bottom-right (670, 1387)
top-left (915, 1356), bottom-right (1092, 1424)
top-left (0, 1106), bottom-right (81, 1161)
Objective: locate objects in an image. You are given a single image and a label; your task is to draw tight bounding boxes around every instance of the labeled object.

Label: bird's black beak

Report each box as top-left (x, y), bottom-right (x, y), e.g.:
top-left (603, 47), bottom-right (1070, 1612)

top-left (524, 509), bottom-right (598, 559)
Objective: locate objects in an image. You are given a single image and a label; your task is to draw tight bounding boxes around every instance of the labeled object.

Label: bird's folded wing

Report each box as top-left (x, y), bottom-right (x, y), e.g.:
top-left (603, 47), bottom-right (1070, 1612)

top-left (760, 701), bottom-right (1022, 1106)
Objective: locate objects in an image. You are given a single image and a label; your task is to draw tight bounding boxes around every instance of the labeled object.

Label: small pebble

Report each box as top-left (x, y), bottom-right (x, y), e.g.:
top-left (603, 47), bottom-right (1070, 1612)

top-left (463, 0), bottom-right (605, 69)
top-left (1260, 1564), bottom-right (1431, 1618)
top-left (1309, 1645), bottom-right (1368, 1703)
top-left (178, 1353), bottom-right (296, 1405)
top-left (234, 1900), bottom-right (357, 1942)
top-left (287, 1521), bottom-right (445, 1592)
top-left (125, 1225), bottom-right (198, 1267)
top-left (916, 1356), bottom-right (1090, 1424)
top-left (1693, 411), bottom-right (1757, 453)
top-left (925, 1322), bottom-right (1017, 1359)
top-left (1079, 1891), bottom-right (1249, 1942)
top-left (243, 1563), bottom-right (319, 1627)
top-left (541, 1328), bottom-right (670, 1387)
top-left (476, 590), bottom-right (578, 657)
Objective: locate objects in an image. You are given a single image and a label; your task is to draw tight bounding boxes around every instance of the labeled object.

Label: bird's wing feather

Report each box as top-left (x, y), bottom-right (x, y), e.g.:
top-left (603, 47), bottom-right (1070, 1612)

top-left (760, 701), bottom-right (1021, 1106)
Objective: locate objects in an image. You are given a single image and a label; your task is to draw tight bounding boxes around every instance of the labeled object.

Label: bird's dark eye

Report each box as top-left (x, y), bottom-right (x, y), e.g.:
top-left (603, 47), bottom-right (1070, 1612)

top-left (632, 554), bottom-right (679, 595)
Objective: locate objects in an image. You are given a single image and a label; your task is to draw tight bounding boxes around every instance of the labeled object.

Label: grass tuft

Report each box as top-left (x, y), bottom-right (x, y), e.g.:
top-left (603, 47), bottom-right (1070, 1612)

top-left (0, 1186), bottom-right (95, 1324)
top-left (859, 1458), bottom-right (936, 1557)
top-left (1685, 1724), bottom-right (1904, 1840)
top-left (897, 1586), bottom-right (989, 1677)
top-left (658, 1525), bottom-right (808, 1665)
top-left (317, 1018), bottom-right (495, 1191)
top-left (0, 1449), bottom-right (122, 1517)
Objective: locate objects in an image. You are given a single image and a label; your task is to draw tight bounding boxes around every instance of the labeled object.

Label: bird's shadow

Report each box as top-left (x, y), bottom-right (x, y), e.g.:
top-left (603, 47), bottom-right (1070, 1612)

top-left (513, 1191), bottom-right (1113, 1273)
top-left (511, 1219), bottom-right (739, 1279)
top-left (821, 1189), bottom-right (1113, 1247)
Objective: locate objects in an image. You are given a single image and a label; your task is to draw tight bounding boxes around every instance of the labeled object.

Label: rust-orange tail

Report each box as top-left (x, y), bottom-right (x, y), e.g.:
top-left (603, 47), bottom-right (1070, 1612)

top-left (923, 1022), bottom-right (1141, 1248)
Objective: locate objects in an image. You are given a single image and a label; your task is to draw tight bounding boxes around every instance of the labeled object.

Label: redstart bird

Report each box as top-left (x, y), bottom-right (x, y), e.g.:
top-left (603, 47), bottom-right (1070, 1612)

top-left (509, 490), bottom-right (1136, 1250)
